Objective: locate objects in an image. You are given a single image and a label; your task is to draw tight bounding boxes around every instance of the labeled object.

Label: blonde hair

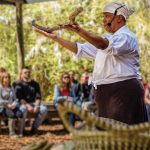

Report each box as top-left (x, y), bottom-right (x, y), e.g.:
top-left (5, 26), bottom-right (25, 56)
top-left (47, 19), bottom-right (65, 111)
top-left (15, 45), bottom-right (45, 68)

top-left (1, 72), bottom-right (11, 87)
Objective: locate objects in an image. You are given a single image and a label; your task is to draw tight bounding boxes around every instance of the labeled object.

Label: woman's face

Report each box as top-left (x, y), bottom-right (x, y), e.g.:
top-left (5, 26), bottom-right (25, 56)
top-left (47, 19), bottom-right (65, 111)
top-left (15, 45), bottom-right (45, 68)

top-left (103, 12), bottom-right (120, 33)
top-left (0, 70), bottom-right (6, 77)
top-left (2, 73), bottom-right (10, 86)
top-left (62, 74), bottom-right (70, 84)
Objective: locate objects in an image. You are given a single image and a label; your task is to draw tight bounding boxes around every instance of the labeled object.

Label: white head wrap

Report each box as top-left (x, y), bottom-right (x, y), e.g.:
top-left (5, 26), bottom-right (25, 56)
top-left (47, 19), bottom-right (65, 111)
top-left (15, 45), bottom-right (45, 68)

top-left (103, 2), bottom-right (134, 20)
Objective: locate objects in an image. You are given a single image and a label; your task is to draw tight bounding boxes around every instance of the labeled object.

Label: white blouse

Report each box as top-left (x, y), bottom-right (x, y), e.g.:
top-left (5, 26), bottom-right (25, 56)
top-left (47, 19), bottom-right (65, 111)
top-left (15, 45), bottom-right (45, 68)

top-left (76, 25), bottom-right (141, 88)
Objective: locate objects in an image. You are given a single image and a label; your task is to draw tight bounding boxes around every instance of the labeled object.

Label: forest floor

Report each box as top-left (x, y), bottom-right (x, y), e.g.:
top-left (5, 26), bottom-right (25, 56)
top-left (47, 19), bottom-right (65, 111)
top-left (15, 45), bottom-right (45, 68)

top-left (0, 119), bottom-right (72, 150)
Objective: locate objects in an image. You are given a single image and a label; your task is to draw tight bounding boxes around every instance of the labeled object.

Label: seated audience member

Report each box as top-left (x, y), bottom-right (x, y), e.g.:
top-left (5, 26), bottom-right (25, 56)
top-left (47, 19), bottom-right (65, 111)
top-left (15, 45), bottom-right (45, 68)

top-left (144, 83), bottom-right (150, 121)
top-left (82, 87), bottom-right (97, 113)
top-left (68, 70), bottom-right (78, 86)
top-left (0, 67), bottom-right (7, 125)
top-left (53, 72), bottom-right (76, 126)
top-left (13, 66), bottom-right (48, 135)
top-left (74, 72), bottom-right (92, 108)
top-left (0, 72), bottom-right (24, 137)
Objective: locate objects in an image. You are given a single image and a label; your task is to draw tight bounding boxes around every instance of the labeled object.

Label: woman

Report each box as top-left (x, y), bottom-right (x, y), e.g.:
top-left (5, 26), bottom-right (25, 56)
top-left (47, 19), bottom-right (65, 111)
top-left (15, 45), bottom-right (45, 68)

top-left (35, 2), bottom-right (147, 124)
top-left (54, 72), bottom-right (76, 126)
top-left (0, 72), bottom-right (25, 137)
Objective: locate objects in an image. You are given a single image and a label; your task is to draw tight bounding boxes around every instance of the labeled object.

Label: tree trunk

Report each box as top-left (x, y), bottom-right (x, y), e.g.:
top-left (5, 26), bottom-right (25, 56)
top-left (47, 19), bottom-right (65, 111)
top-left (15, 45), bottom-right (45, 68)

top-left (16, 2), bottom-right (24, 75)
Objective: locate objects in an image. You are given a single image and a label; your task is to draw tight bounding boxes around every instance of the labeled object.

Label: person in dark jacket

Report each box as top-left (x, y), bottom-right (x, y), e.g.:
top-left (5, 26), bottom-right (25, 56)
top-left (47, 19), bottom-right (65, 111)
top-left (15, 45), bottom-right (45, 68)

top-left (13, 66), bottom-right (47, 135)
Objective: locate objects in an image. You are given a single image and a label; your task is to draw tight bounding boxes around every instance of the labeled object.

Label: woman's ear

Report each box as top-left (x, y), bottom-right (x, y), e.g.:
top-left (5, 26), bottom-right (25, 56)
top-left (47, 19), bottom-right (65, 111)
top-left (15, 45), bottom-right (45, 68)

top-left (118, 15), bottom-right (126, 23)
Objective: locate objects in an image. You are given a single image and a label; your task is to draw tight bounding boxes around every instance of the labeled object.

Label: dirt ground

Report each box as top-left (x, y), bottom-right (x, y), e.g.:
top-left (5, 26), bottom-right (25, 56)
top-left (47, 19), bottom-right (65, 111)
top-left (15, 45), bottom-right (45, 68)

top-left (0, 119), bottom-right (72, 150)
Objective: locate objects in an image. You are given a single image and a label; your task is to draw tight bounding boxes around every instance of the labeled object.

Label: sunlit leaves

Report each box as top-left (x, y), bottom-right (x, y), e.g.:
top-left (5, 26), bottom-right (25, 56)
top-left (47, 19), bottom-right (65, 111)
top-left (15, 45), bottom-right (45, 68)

top-left (0, 0), bottom-right (150, 99)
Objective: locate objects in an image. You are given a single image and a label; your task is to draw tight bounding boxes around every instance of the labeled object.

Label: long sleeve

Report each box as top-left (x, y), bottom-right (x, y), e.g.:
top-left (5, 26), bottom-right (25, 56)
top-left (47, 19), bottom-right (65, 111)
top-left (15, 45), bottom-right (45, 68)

top-left (11, 86), bottom-right (19, 106)
top-left (76, 42), bottom-right (98, 59)
top-left (103, 33), bottom-right (139, 55)
top-left (12, 82), bottom-right (24, 102)
top-left (0, 85), bottom-right (18, 107)
top-left (53, 85), bottom-right (67, 107)
top-left (0, 85), bottom-right (10, 104)
top-left (71, 83), bottom-right (81, 103)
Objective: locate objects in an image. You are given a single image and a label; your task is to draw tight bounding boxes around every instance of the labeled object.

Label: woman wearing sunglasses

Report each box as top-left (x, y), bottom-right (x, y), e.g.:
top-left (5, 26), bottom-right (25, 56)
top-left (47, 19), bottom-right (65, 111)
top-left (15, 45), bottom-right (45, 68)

top-left (53, 72), bottom-right (76, 126)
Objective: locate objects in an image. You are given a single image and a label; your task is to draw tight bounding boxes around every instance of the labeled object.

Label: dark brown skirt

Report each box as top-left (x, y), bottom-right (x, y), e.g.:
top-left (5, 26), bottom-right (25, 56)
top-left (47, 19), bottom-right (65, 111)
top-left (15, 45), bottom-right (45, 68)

top-left (94, 78), bottom-right (148, 124)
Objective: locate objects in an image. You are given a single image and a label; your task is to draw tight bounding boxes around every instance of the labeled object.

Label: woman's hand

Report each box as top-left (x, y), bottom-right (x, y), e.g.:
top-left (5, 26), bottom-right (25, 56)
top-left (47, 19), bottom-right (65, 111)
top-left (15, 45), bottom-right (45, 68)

top-left (66, 96), bottom-right (74, 102)
top-left (58, 23), bottom-right (81, 33)
top-left (34, 28), bottom-right (58, 40)
top-left (7, 104), bottom-right (16, 110)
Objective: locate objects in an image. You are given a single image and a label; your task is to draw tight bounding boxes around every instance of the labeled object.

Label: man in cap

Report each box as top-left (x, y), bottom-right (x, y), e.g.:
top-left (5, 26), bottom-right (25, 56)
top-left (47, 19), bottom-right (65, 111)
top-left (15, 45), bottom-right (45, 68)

top-left (35, 2), bottom-right (147, 124)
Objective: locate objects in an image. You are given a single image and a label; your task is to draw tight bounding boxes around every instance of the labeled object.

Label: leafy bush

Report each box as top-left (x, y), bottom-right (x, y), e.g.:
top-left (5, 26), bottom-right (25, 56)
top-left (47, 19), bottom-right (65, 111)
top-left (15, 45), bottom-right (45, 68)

top-left (0, 0), bottom-right (149, 100)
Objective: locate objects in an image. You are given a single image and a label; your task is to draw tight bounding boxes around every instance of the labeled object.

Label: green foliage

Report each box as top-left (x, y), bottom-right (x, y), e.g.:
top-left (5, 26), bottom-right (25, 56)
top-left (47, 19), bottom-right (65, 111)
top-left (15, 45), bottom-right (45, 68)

top-left (0, 5), bottom-right (17, 79)
top-left (0, 0), bottom-right (150, 100)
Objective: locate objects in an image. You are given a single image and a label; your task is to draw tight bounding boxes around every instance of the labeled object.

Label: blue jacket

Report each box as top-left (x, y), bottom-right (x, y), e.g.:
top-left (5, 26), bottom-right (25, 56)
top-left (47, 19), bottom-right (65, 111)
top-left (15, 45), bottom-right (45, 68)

top-left (53, 84), bottom-right (76, 107)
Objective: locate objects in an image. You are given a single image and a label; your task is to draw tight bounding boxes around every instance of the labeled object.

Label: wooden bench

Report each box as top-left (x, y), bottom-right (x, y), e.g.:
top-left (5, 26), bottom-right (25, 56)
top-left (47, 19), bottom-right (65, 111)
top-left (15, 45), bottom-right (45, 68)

top-left (0, 103), bottom-right (60, 123)
top-left (45, 102), bottom-right (60, 122)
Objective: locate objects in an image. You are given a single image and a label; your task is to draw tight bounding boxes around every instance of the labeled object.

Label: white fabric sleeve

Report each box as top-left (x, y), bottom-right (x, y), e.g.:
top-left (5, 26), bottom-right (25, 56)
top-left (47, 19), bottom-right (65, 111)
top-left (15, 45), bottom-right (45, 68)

top-left (103, 33), bottom-right (136, 55)
top-left (76, 42), bottom-right (98, 59)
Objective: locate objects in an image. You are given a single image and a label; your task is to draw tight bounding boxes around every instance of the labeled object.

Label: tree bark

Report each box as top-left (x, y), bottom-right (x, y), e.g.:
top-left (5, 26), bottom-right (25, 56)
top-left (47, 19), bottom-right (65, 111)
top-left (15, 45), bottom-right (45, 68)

top-left (16, 2), bottom-right (24, 75)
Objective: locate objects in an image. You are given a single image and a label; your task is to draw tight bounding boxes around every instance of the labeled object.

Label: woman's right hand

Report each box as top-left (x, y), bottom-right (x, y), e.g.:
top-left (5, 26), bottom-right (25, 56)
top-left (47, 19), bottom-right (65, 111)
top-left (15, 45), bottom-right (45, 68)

top-left (35, 28), bottom-right (58, 40)
top-left (66, 96), bottom-right (74, 102)
top-left (7, 104), bottom-right (16, 110)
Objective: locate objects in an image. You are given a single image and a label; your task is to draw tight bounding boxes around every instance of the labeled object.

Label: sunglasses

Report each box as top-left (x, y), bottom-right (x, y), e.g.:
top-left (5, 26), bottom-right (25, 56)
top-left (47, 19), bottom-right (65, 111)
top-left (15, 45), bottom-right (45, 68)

top-left (24, 71), bottom-right (30, 74)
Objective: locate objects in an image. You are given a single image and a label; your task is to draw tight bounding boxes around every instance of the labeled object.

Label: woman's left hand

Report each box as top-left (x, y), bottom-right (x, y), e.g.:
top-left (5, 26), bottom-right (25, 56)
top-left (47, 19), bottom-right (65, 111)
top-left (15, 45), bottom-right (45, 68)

top-left (58, 23), bottom-right (81, 33)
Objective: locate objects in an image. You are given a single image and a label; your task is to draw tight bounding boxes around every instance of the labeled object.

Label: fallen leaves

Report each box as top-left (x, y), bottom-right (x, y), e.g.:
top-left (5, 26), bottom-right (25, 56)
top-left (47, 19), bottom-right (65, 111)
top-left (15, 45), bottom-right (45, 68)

top-left (0, 120), bottom-right (71, 150)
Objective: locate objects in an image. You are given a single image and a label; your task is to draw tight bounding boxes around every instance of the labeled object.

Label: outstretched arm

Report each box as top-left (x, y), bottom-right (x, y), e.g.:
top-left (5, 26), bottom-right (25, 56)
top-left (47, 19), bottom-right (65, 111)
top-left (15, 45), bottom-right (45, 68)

top-left (78, 27), bottom-right (109, 49)
top-left (35, 28), bottom-right (78, 54)
top-left (61, 24), bottom-right (109, 49)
